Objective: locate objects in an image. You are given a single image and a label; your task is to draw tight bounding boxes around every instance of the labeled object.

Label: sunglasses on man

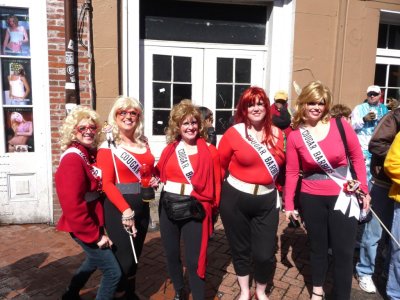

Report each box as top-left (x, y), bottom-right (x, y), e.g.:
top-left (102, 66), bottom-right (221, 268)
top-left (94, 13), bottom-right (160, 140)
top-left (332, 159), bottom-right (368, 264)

top-left (367, 92), bottom-right (380, 97)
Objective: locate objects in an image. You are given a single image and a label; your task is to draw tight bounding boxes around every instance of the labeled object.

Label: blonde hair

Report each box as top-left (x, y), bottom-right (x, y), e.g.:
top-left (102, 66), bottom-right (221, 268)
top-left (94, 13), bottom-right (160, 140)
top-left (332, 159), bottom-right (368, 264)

top-left (59, 106), bottom-right (101, 151)
top-left (10, 112), bottom-right (25, 133)
top-left (292, 80), bottom-right (332, 129)
top-left (106, 96), bottom-right (146, 146)
top-left (165, 99), bottom-right (207, 144)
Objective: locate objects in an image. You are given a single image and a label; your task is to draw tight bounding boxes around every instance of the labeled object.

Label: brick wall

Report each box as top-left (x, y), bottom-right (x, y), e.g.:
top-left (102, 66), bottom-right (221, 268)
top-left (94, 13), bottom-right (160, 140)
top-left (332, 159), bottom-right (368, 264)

top-left (47, 0), bottom-right (92, 223)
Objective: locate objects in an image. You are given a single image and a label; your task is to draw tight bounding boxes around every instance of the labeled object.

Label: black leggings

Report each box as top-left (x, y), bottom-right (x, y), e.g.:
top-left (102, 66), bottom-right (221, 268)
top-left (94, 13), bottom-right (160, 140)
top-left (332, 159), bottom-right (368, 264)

top-left (219, 181), bottom-right (279, 284)
top-left (299, 192), bottom-right (357, 300)
top-left (104, 194), bottom-right (149, 295)
top-left (159, 194), bottom-right (205, 300)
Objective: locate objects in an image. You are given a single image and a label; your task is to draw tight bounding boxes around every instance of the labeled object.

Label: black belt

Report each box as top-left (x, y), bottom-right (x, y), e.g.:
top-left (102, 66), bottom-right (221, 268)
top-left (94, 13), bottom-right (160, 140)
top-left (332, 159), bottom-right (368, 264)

top-left (303, 165), bottom-right (348, 180)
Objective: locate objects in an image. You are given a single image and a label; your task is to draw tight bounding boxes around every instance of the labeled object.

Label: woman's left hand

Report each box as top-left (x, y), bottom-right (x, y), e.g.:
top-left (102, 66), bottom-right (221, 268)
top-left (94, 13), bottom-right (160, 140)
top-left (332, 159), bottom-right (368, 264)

top-left (361, 193), bottom-right (371, 211)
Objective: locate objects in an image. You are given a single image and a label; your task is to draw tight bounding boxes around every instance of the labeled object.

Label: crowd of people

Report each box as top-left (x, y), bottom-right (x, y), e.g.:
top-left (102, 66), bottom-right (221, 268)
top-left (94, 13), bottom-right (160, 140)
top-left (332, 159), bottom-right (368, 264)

top-left (55, 82), bottom-right (400, 300)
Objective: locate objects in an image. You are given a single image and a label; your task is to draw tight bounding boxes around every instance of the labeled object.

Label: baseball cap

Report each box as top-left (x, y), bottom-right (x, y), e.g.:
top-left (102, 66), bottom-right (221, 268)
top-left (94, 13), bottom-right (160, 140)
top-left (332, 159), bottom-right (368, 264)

top-left (367, 85), bottom-right (381, 94)
top-left (274, 90), bottom-right (288, 101)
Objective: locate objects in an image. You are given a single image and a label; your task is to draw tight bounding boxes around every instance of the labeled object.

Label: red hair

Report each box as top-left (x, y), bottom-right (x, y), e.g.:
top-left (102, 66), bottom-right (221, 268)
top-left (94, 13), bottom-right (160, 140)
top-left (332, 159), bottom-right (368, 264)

top-left (234, 86), bottom-right (273, 144)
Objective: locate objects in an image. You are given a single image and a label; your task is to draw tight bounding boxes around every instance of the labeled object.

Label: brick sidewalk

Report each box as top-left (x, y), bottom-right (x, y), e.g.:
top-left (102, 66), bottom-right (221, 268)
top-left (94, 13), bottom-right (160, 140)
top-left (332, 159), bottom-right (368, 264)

top-left (0, 213), bottom-right (387, 299)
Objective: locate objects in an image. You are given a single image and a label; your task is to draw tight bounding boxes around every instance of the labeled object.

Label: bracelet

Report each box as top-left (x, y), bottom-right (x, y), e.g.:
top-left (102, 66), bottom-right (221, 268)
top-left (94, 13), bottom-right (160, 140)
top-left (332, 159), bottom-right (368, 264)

top-left (121, 211), bottom-right (135, 221)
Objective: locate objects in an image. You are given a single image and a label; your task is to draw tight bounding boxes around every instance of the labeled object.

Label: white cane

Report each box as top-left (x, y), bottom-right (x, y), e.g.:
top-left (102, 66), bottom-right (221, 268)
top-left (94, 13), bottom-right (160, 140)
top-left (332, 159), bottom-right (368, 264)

top-left (128, 230), bottom-right (138, 264)
top-left (370, 207), bottom-right (400, 248)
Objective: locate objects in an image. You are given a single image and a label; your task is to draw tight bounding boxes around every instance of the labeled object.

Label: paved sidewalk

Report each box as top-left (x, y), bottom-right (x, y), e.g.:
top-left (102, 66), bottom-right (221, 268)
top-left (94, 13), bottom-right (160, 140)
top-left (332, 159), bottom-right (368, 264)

top-left (0, 212), bottom-right (387, 299)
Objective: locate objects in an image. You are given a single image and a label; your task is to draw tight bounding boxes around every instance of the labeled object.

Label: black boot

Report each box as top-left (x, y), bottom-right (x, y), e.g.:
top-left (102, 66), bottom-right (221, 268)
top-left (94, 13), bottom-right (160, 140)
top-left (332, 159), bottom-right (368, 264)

top-left (61, 288), bottom-right (81, 300)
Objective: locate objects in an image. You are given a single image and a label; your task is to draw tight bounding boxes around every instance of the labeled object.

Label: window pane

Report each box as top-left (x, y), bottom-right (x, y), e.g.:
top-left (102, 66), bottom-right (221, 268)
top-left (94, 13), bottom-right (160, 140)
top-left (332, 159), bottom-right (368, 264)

top-left (216, 84), bottom-right (233, 109)
top-left (215, 110), bottom-right (234, 135)
top-left (235, 59), bottom-right (251, 83)
top-left (387, 88), bottom-right (400, 99)
top-left (153, 110), bottom-right (170, 135)
top-left (374, 64), bottom-right (387, 87)
top-left (173, 56), bottom-right (191, 82)
top-left (389, 65), bottom-right (400, 87)
top-left (217, 58), bottom-right (233, 83)
top-left (173, 84), bottom-right (192, 105)
top-left (153, 83), bottom-right (171, 108)
top-left (153, 55), bottom-right (171, 81)
top-left (378, 23), bottom-right (388, 48)
top-left (234, 85), bottom-right (250, 107)
top-left (388, 25), bottom-right (400, 50)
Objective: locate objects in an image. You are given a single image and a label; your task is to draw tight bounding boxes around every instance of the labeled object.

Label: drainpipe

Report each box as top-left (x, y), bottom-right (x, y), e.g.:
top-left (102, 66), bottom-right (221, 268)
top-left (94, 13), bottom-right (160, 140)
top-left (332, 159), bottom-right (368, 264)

top-left (64, 0), bottom-right (79, 113)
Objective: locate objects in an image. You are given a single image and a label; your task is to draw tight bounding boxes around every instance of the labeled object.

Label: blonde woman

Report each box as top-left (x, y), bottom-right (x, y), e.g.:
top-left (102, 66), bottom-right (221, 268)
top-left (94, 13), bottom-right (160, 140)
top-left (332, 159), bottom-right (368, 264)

top-left (2, 15), bottom-right (28, 54)
top-left (8, 111), bottom-right (32, 152)
top-left (284, 81), bottom-right (370, 299)
top-left (155, 100), bottom-right (221, 300)
top-left (97, 96), bottom-right (157, 299)
top-left (56, 106), bottom-right (121, 299)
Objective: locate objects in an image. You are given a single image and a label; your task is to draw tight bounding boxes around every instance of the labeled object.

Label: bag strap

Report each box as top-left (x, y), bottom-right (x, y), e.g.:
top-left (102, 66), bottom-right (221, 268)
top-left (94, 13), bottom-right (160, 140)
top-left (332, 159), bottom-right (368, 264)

top-left (335, 117), bottom-right (357, 180)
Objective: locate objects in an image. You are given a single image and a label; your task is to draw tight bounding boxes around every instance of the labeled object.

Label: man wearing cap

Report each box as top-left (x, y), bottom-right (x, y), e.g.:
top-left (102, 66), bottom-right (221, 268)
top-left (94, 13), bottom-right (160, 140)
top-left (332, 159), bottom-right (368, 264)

top-left (271, 90), bottom-right (293, 138)
top-left (351, 85), bottom-right (389, 294)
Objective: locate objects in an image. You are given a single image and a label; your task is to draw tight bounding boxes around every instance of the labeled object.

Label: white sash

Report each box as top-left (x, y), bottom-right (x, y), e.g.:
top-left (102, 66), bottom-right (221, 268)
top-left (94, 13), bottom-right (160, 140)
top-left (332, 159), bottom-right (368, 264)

top-left (299, 127), bottom-right (360, 219)
top-left (111, 146), bottom-right (141, 181)
top-left (175, 140), bottom-right (194, 183)
top-left (60, 147), bottom-right (102, 179)
top-left (233, 123), bottom-right (279, 181)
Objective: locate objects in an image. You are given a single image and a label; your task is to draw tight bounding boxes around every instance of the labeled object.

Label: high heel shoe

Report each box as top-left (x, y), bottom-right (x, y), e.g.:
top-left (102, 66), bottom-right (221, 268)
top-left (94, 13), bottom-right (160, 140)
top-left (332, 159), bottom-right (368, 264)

top-left (311, 291), bottom-right (325, 299)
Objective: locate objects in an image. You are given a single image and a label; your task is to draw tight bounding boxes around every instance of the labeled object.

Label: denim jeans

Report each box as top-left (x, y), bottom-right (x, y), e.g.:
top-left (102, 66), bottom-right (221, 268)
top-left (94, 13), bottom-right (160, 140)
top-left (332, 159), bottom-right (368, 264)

top-left (356, 183), bottom-right (394, 277)
top-left (70, 236), bottom-right (121, 300)
top-left (387, 202), bottom-right (400, 300)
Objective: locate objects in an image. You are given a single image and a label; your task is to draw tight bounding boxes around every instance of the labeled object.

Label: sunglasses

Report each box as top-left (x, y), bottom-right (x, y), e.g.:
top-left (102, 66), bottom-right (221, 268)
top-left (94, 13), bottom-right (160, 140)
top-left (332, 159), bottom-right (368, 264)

top-left (76, 125), bottom-right (97, 134)
top-left (117, 110), bottom-right (139, 118)
top-left (307, 101), bottom-right (326, 106)
top-left (367, 92), bottom-right (380, 97)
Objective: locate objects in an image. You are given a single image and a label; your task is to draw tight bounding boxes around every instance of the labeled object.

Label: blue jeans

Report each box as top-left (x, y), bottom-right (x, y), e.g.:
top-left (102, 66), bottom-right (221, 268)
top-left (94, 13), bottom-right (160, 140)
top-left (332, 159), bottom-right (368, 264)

top-left (356, 183), bottom-right (394, 277)
top-left (387, 202), bottom-right (400, 300)
top-left (70, 236), bottom-right (121, 300)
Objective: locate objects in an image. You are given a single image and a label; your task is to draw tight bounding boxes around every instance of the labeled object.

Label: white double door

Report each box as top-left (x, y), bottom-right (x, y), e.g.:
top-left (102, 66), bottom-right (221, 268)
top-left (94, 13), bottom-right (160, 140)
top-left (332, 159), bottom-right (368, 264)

top-left (144, 44), bottom-right (266, 158)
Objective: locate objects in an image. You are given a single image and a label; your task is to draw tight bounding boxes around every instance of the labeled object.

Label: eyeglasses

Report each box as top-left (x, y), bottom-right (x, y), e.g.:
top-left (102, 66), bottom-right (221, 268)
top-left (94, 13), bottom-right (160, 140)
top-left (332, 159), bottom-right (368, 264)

top-left (367, 92), bottom-right (380, 97)
top-left (307, 101), bottom-right (326, 107)
top-left (117, 110), bottom-right (139, 118)
top-left (181, 121), bottom-right (198, 128)
top-left (76, 125), bottom-right (97, 134)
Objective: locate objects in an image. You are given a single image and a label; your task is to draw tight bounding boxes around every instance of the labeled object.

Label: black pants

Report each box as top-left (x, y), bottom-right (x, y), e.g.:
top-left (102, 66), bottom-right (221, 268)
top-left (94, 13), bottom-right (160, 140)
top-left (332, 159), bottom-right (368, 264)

top-left (220, 181), bottom-right (279, 284)
top-left (299, 192), bottom-right (358, 300)
top-left (104, 193), bottom-right (149, 296)
top-left (159, 194), bottom-right (205, 300)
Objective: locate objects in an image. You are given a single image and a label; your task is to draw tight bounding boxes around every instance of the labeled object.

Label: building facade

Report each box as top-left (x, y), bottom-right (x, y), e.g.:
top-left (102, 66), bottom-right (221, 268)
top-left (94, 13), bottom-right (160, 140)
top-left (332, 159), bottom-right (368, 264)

top-left (0, 0), bottom-right (398, 224)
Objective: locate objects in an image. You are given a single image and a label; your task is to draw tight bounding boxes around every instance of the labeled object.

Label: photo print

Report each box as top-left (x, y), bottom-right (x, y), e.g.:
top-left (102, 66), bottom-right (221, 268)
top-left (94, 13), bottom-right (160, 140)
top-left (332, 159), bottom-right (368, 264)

top-left (0, 7), bottom-right (30, 56)
top-left (2, 58), bottom-right (32, 105)
top-left (4, 106), bottom-right (34, 153)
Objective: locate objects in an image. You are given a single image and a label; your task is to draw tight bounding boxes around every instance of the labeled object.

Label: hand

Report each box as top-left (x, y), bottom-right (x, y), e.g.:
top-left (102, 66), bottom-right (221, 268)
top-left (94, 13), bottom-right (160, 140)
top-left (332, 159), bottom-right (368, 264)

top-left (122, 209), bottom-right (137, 237)
top-left (363, 111), bottom-right (376, 122)
top-left (149, 176), bottom-right (160, 190)
top-left (361, 193), bottom-right (371, 211)
top-left (97, 235), bottom-right (113, 249)
top-left (285, 210), bottom-right (298, 222)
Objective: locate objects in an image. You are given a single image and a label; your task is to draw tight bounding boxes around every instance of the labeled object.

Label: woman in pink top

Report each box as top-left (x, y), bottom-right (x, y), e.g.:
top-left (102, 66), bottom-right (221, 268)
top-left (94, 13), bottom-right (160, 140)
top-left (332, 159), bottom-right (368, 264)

top-left (284, 81), bottom-right (370, 300)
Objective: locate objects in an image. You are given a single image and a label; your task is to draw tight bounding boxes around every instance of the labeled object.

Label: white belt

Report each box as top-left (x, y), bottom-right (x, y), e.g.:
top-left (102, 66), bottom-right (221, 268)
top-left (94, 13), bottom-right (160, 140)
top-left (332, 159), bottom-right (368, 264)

top-left (227, 174), bottom-right (275, 195)
top-left (163, 180), bottom-right (193, 196)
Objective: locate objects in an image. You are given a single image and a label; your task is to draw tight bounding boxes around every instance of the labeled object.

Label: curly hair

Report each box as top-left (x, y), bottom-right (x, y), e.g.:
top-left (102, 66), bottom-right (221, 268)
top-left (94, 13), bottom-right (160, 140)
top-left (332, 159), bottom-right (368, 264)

top-left (59, 106), bottom-right (101, 151)
top-left (165, 99), bottom-right (207, 144)
top-left (291, 80), bottom-right (332, 129)
top-left (330, 104), bottom-right (351, 119)
top-left (106, 96), bottom-right (146, 146)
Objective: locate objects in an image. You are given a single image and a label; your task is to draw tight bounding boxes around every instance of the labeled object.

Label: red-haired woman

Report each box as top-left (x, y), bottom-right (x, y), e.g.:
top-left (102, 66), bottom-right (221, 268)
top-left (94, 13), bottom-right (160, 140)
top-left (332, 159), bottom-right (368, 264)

top-left (218, 86), bottom-right (285, 300)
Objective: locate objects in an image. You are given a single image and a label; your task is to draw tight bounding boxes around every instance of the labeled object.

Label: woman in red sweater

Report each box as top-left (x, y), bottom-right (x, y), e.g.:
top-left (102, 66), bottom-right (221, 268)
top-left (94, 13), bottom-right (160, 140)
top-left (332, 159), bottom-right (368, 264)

top-left (155, 100), bottom-right (221, 300)
top-left (218, 87), bottom-right (285, 300)
top-left (56, 106), bottom-right (121, 299)
top-left (284, 81), bottom-right (371, 300)
top-left (97, 96), bottom-right (157, 300)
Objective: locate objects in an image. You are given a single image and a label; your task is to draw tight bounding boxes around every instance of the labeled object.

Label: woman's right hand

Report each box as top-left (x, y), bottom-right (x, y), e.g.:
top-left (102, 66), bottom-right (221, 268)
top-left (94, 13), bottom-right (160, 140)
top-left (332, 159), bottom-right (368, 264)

top-left (285, 210), bottom-right (298, 222)
top-left (97, 235), bottom-right (113, 249)
top-left (122, 208), bottom-right (137, 237)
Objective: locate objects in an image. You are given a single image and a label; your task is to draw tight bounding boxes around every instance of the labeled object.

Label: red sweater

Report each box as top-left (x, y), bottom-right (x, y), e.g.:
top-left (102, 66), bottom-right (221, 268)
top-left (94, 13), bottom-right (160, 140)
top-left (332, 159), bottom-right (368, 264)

top-left (218, 125), bottom-right (285, 184)
top-left (56, 144), bottom-right (104, 244)
top-left (97, 144), bottom-right (155, 212)
top-left (284, 118), bottom-right (368, 211)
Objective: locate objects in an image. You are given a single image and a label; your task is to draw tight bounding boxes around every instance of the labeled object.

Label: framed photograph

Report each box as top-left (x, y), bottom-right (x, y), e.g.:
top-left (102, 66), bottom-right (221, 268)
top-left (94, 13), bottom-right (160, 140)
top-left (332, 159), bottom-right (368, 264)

top-left (2, 58), bottom-right (32, 105)
top-left (0, 7), bottom-right (30, 56)
top-left (4, 107), bottom-right (34, 153)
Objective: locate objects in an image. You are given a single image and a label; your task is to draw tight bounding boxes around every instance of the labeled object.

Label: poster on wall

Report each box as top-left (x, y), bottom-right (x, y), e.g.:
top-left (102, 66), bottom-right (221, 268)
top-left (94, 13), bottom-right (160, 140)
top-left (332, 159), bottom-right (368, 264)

top-left (4, 107), bottom-right (34, 153)
top-left (1, 58), bottom-right (31, 105)
top-left (0, 7), bottom-right (30, 56)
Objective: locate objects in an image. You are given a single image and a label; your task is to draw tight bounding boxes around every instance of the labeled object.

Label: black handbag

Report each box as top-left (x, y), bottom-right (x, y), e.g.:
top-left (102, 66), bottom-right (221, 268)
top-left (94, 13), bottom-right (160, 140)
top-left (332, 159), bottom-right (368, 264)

top-left (336, 117), bottom-right (372, 224)
top-left (162, 192), bottom-right (205, 221)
